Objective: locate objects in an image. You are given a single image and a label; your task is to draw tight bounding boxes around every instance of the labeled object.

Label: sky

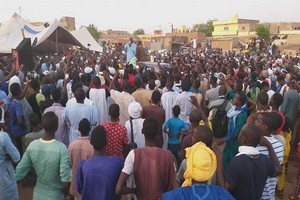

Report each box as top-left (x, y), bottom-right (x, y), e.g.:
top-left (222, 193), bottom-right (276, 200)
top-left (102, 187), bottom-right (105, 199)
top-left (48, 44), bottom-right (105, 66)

top-left (1, 0), bottom-right (300, 34)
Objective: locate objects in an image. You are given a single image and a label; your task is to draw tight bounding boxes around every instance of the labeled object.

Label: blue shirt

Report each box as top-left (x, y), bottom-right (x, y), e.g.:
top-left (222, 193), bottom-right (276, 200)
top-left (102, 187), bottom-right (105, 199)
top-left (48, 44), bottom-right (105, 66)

top-left (164, 118), bottom-right (188, 144)
top-left (124, 43), bottom-right (136, 63)
top-left (0, 90), bottom-right (7, 100)
top-left (76, 156), bottom-right (124, 200)
top-left (1, 82), bottom-right (8, 95)
top-left (226, 154), bottom-right (275, 200)
top-left (7, 98), bottom-right (27, 138)
top-left (188, 88), bottom-right (202, 94)
top-left (163, 183), bottom-right (234, 200)
top-left (0, 131), bottom-right (20, 199)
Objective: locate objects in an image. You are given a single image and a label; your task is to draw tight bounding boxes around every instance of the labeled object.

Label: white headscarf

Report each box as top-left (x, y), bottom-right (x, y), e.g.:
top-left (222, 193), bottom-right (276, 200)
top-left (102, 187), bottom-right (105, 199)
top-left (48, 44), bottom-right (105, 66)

top-left (128, 101), bottom-right (142, 119)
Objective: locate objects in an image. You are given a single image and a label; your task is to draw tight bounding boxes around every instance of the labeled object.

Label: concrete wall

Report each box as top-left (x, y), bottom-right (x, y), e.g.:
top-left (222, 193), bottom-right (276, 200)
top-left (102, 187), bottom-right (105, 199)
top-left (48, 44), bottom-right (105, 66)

top-left (163, 37), bottom-right (173, 51)
top-left (213, 23), bottom-right (238, 37)
top-left (266, 22), bottom-right (300, 35)
top-left (238, 23), bottom-right (257, 33)
top-left (171, 32), bottom-right (206, 42)
top-left (280, 30), bottom-right (300, 35)
top-left (211, 40), bottom-right (233, 51)
top-left (150, 42), bottom-right (164, 51)
top-left (286, 35), bottom-right (300, 45)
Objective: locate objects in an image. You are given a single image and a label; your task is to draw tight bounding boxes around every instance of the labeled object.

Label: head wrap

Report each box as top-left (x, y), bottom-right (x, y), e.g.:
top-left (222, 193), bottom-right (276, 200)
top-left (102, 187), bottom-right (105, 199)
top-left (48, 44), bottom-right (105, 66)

top-left (84, 67), bottom-right (93, 74)
top-left (43, 70), bottom-right (50, 75)
top-left (128, 101), bottom-right (142, 119)
top-left (182, 142), bottom-right (217, 187)
top-left (9, 75), bottom-right (21, 86)
top-left (108, 67), bottom-right (116, 75)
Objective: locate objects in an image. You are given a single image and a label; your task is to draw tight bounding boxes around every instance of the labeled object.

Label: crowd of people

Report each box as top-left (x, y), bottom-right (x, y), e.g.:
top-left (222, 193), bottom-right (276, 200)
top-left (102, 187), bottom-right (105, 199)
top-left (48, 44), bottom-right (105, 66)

top-left (1, 38), bottom-right (300, 200)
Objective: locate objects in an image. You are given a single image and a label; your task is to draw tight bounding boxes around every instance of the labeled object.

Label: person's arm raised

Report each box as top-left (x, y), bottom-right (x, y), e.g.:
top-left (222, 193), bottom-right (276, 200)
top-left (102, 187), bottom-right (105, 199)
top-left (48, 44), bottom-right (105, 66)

top-left (220, 75), bottom-right (232, 94)
top-left (108, 70), bottom-right (118, 92)
top-left (4, 59), bottom-right (16, 82)
top-left (20, 77), bottom-right (31, 99)
top-left (190, 96), bottom-right (209, 127)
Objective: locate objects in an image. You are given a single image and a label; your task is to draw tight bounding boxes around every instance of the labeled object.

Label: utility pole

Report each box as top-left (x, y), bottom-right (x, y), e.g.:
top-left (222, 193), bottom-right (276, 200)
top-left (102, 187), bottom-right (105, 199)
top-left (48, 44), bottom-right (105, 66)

top-left (171, 24), bottom-right (173, 35)
top-left (18, 6), bottom-right (22, 17)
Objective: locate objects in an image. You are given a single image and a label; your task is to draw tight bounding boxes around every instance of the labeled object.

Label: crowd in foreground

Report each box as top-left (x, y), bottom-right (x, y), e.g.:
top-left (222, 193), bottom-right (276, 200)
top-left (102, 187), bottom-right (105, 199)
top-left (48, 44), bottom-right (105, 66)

top-left (1, 41), bottom-right (300, 200)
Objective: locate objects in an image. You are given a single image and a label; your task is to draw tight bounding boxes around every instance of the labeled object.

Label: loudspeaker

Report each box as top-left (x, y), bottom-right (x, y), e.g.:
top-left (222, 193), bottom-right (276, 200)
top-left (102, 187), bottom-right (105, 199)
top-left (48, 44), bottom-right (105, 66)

top-left (14, 38), bottom-right (34, 72)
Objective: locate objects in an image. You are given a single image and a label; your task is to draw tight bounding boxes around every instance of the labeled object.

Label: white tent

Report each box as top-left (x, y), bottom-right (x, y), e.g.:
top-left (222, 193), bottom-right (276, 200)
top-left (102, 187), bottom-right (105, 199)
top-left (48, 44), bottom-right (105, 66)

top-left (0, 13), bottom-right (44, 53)
top-left (71, 27), bottom-right (103, 52)
top-left (33, 19), bottom-right (84, 52)
top-left (0, 13), bottom-right (84, 53)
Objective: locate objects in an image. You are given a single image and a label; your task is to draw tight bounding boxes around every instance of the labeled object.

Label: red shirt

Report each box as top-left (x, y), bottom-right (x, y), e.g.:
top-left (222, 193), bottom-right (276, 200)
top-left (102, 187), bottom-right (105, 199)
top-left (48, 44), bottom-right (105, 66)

top-left (102, 122), bottom-right (128, 158)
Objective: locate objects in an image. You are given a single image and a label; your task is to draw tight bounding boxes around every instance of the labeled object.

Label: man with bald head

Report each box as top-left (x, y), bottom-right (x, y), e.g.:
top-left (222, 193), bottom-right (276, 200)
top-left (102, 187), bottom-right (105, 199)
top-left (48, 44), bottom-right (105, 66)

top-left (216, 124), bottom-right (281, 200)
top-left (63, 88), bottom-right (99, 143)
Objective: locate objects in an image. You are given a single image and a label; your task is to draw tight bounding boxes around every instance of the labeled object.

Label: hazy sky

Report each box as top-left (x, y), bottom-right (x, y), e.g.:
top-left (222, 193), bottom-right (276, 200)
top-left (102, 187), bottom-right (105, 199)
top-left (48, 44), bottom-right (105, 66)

top-left (1, 0), bottom-right (300, 34)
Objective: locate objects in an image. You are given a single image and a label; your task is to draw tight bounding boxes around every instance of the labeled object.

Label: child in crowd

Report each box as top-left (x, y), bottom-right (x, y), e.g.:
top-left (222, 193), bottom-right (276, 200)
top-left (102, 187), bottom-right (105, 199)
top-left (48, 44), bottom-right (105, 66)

top-left (255, 112), bottom-right (284, 200)
top-left (164, 105), bottom-right (188, 165)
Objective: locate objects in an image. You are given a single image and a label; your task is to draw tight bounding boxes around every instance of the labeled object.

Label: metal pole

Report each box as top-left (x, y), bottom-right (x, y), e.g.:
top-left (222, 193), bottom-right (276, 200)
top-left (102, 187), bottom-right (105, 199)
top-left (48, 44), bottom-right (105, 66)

top-left (56, 29), bottom-right (58, 54)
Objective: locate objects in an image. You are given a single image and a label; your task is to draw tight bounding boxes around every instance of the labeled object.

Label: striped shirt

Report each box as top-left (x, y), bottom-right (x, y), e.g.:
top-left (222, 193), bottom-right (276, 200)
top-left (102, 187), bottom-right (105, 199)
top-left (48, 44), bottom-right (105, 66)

top-left (256, 136), bottom-right (284, 200)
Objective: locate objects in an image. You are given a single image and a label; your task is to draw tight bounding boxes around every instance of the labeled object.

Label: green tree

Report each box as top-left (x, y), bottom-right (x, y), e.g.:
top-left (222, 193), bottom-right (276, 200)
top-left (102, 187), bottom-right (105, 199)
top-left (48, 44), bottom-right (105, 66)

top-left (256, 25), bottom-right (270, 41)
top-left (87, 24), bottom-right (101, 41)
top-left (133, 28), bottom-right (145, 35)
top-left (192, 20), bottom-right (214, 37)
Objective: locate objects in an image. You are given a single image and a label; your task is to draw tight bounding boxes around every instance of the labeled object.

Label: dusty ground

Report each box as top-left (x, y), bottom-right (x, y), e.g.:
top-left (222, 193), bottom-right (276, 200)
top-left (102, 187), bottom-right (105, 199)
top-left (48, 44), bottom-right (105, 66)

top-left (18, 160), bottom-right (298, 200)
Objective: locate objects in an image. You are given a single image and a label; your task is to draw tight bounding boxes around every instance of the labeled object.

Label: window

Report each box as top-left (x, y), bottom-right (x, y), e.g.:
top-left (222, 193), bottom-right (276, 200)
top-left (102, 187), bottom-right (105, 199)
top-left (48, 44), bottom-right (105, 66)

top-left (242, 26), bottom-right (245, 30)
top-left (224, 27), bottom-right (229, 31)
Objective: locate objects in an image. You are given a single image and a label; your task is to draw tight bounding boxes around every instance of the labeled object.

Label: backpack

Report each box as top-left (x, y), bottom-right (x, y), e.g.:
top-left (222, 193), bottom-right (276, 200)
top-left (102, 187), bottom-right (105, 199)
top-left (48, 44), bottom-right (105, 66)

top-left (210, 100), bottom-right (228, 138)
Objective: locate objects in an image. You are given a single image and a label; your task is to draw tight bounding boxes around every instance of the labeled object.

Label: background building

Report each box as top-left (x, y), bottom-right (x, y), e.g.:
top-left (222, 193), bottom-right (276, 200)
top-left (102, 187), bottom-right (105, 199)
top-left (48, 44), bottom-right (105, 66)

top-left (212, 15), bottom-right (259, 38)
top-left (100, 29), bottom-right (133, 45)
top-left (60, 16), bottom-right (76, 31)
top-left (137, 27), bottom-right (206, 52)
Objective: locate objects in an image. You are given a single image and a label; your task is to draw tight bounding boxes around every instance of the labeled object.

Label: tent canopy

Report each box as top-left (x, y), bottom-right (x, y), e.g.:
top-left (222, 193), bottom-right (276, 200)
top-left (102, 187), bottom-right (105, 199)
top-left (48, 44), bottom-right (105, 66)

top-left (0, 13), bottom-right (84, 53)
top-left (71, 27), bottom-right (103, 52)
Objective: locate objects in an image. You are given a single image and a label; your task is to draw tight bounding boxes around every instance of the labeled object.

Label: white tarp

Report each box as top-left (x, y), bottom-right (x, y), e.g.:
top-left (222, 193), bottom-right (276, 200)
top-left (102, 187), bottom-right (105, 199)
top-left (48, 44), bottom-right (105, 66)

top-left (0, 13), bottom-right (44, 53)
top-left (71, 27), bottom-right (103, 52)
top-left (0, 13), bottom-right (84, 53)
